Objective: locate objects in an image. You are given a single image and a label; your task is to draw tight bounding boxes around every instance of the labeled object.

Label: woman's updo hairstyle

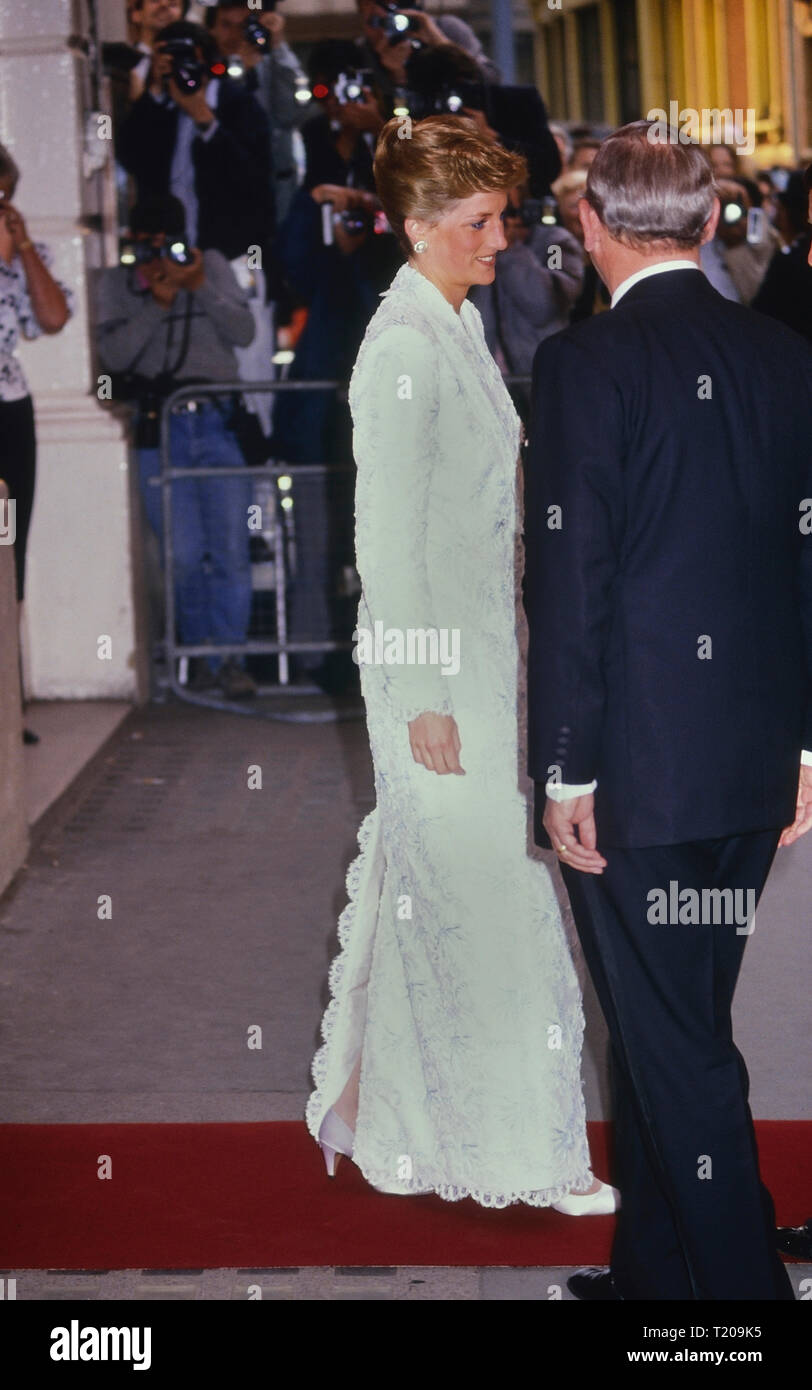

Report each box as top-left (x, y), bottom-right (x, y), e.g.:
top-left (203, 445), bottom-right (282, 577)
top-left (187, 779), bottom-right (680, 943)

top-left (373, 114), bottom-right (528, 258)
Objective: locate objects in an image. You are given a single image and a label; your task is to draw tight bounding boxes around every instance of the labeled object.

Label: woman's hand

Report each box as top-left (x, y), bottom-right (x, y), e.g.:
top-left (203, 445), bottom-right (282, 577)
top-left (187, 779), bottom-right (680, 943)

top-left (0, 200), bottom-right (30, 253)
top-left (0, 205), bottom-right (69, 332)
top-left (408, 712), bottom-right (465, 775)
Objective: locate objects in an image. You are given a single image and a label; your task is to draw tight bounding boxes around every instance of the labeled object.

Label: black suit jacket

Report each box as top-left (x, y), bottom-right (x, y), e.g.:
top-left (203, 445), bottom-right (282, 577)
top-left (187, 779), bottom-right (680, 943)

top-left (752, 230), bottom-right (812, 346)
top-left (523, 267), bottom-right (812, 849)
top-left (117, 79), bottom-right (274, 260)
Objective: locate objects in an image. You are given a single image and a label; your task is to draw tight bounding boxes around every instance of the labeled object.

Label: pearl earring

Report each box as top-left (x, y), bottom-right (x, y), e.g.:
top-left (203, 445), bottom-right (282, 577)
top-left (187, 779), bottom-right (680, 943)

top-left (413, 239), bottom-right (428, 254)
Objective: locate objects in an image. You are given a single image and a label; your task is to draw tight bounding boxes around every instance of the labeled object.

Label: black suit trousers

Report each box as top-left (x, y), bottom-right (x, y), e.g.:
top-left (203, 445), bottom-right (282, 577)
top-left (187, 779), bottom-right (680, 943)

top-left (560, 830), bottom-right (794, 1300)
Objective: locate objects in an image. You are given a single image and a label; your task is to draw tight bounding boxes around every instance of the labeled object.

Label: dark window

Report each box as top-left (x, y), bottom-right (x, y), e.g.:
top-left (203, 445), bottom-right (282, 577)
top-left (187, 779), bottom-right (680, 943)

top-left (615, 0), bottom-right (641, 123)
top-left (546, 17), bottom-right (568, 119)
top-left (514, 30), bottom-right (536, 88)
top-left (577, 4), bottom-right (604, 124)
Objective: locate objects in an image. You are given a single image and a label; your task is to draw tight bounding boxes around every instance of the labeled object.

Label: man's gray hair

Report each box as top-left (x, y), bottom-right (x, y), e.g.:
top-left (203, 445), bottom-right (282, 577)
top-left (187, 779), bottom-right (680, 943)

top-left (584, 120), bottom-right (717, 249)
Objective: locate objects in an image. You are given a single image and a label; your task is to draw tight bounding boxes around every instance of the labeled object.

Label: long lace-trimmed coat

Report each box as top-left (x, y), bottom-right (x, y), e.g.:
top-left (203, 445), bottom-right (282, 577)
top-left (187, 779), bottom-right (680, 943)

top-left (306, 261), bottom-right (593, 1205)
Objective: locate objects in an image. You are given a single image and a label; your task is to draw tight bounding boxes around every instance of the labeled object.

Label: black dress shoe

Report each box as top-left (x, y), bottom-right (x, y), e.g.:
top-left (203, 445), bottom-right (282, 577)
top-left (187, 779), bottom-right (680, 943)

top-left (776, 1220), bottom-right (812, 1259)
top-left (22, 727), bottom-right (39, 744)
top-left (567, 1267), bottom-right (622, 1301)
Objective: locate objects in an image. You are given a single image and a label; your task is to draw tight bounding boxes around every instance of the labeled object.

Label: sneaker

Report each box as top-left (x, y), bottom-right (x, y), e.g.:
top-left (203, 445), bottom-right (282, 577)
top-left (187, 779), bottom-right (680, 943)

top-left (217, 659), bottom-right (257, 699)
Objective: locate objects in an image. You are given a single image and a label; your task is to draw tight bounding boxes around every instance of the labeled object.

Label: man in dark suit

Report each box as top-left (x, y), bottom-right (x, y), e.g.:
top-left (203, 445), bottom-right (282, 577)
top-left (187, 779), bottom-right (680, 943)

top-left (523, 119), bottom-right (812, 1301)
top-left (117, 19), bottom-right (273, 262)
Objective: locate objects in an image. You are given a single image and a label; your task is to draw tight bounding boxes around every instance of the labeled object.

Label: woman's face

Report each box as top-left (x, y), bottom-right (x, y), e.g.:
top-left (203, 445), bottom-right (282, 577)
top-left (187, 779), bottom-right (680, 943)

top-left (0, 173), bottom-right (17, 239)
top-left (407, 189), bottom-right (509, 295)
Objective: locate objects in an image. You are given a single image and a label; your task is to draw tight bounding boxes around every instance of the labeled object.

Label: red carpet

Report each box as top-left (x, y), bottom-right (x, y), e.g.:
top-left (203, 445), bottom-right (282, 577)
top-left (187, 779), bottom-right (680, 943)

top-left (0, 1121), bottom-right (808, 1269)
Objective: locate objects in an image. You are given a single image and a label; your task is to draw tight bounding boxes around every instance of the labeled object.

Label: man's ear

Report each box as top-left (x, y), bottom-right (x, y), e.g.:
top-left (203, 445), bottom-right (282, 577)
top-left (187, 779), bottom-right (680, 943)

top-left (578, 198), bottom-right (601, 253)
top-left (699, 197), bottom-right (721, 246)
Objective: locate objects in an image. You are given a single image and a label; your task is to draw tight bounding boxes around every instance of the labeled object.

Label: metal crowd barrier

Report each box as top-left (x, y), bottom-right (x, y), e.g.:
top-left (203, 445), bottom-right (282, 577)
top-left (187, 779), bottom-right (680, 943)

top-left (149, 375), bottom-right (531, 719)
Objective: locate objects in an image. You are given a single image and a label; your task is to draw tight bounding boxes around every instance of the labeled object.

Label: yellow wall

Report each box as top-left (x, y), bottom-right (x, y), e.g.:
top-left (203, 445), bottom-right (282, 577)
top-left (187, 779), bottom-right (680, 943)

top-left (530, 0), bottom-right (811, 162)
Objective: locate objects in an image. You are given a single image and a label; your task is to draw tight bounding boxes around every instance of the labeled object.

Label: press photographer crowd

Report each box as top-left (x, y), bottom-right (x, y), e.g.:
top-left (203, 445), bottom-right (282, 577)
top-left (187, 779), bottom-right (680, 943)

top-left (2, 0), bottom-right (812, 711)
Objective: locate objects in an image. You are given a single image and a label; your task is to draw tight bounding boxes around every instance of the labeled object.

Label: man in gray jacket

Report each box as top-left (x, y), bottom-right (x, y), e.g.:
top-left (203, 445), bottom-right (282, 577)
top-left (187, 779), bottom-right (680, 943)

top-left (96, 193), bottom-right (257, 698)
top-left (469, 201), bottom-right (583, 417)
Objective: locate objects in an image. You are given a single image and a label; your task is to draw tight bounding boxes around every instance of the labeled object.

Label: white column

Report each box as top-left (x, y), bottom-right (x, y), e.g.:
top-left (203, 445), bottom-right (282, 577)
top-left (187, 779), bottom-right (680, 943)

top-left (0, 0), bottom-right (145, 699)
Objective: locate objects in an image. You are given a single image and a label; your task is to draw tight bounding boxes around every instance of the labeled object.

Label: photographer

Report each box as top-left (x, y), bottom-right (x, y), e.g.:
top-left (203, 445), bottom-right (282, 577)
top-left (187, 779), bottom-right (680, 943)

top-left (401, 43), bottom-right (561, 198)
top-left (117, 18), bottom-right (274, 263)
top-left (699, 178), bottom-right (779, 305)
top-left (753, 170), bottom-right (812, 343)
top-left (469, 187), bottom-right (583, 418)
top-left (96, 194), bottom-right (258, 699)
top-left (204, 1), bottom-right (306, 228)
top-left (271, 57), bottom-right (398, 689)
top-left (125, 1), bottom-right (189, 102)
top-left (356, 1), bottom-right (500, 102)
top-left (299, 40), bottom-right (383, 193)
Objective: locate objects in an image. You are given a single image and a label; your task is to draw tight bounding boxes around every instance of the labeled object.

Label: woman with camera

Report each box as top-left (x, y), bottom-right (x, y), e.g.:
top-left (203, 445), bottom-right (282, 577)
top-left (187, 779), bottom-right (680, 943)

top-left (306, 115), bottom-right (616, 1214)
top-left (0, 144), bottom-right (72, 744)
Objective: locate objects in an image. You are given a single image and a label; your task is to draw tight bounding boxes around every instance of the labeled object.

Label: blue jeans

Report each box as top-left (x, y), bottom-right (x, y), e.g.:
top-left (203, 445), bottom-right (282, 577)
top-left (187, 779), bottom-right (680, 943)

top-left (138, 403), bottom-right (252, 666)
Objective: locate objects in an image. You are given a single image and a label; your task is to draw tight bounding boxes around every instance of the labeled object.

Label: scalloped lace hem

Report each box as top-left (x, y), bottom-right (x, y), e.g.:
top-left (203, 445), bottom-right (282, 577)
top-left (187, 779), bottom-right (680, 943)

top-left (306, 807), bottom-right (378, 1141)
top-left (339, 1156), bottom-right (597, 1210)
top-left (305, 811), bottom-right (595, 1211)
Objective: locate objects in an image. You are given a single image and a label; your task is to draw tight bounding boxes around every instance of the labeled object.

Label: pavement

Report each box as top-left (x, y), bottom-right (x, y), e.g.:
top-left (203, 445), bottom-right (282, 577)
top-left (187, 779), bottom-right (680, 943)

top-left (1, 695), bottom-right (809, 1300)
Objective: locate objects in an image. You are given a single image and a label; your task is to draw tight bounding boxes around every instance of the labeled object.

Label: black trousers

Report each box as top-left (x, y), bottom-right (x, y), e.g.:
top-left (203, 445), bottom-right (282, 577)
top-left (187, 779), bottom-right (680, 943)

top-left (561, 829), bottom-right (794, 1300)
top-left (0, 394), bottom-right (36, 601)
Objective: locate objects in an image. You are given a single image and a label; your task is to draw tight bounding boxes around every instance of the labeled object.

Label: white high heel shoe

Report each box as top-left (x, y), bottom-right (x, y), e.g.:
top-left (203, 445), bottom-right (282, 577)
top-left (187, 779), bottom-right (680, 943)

top-left (319, 1107), bottom-right (355, 1177)
top-left (552, 1180), bottom-right (620, 1216)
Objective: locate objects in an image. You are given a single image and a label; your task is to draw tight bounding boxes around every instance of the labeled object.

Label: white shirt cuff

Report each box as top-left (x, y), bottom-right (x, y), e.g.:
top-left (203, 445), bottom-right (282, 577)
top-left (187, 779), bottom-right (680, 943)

top-left (545, 754), bottom-right (812, 802)
top-left (545, 778), bottom-right (598, 801)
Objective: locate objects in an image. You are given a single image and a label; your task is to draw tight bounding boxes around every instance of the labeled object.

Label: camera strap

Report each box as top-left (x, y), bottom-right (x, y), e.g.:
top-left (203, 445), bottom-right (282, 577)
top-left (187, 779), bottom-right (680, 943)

top-left (120, 268), bottom-right (193, 385)
top-left (161, 289), bottom-right (193, 381)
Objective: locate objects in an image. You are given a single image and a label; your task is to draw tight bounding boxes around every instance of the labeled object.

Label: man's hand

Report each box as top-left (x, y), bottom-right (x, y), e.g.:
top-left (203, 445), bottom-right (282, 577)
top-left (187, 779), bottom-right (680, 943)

top-left (148, 47), bottom-right (174, 97)
top-left (310, 184), bottom-right (377, 215)
top-left (375, 37), bottom-right (412, 84)
top-left (168, 79), bottom-right (214, 124)
top-left (162, 247), bottom-right (205, 293)
top-left (408, 712), bottom-right (465, 775)
top-left (543, 792), bottom-right (607, 874)
top-left (337, 88), bottom-right (384, 135)
top-left (259, 9), bottom-right (285, 48)
top-left (150, 43), bottom-right (213, 121)
top-left (141, 257), bottom-right (178, 308)
top-left (778, 764), bottom-right (812, 847)
top-left (233, 11), bottom-right (286, 70)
